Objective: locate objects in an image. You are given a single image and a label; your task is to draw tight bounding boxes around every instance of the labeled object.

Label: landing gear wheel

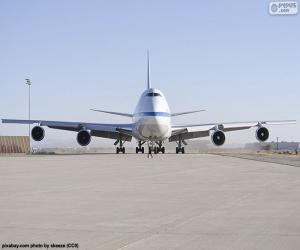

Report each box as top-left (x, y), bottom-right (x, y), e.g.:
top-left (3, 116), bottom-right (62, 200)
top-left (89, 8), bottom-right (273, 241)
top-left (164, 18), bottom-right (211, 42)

top-left (136, 146), bottom-right (145, 154)
top-left (162, 147), bottom-right (165, 154)
top-left (176, 139), bottom-right (186, 154)
top-left (136, 141), bottom-right (145, 154)
top-left (116, 147), bottom-right (125, 154)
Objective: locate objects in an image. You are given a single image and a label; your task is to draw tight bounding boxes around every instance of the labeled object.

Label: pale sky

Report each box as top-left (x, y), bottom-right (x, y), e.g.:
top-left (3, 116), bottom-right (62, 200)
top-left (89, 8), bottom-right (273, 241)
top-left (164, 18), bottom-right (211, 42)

top-left (0, 0), bottom-right (299, 148)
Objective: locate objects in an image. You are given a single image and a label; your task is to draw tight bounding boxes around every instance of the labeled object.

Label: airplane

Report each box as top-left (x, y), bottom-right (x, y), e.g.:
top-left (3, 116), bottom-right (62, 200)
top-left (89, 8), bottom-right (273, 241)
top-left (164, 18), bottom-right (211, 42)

top-left (1, 53), bottom-right (296, 155)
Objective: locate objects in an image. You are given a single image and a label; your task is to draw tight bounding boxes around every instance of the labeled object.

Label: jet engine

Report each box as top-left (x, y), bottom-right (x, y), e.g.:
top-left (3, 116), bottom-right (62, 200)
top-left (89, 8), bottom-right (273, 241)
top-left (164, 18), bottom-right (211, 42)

top-left (77, 130), bottom-right (91, 146)
top-left (211, 130), bottom-right (225, 146)
top-left (256, 127), bottom-right (269, 142)
top-left (31, 126), bottom-right (45, 141)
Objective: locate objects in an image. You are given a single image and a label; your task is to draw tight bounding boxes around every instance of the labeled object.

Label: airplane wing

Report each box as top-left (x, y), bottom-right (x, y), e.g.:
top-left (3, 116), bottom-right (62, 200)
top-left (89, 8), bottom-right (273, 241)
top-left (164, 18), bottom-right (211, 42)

top-left (170, 120), bottom-right (296, 142)
top-left (1, 119), bottom-right (133, 141)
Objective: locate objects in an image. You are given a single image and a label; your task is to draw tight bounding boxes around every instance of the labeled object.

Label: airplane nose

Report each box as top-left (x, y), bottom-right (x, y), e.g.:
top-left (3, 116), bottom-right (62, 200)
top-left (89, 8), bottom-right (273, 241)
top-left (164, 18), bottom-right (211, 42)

top-left (139, 116), bottom-right (170, 139)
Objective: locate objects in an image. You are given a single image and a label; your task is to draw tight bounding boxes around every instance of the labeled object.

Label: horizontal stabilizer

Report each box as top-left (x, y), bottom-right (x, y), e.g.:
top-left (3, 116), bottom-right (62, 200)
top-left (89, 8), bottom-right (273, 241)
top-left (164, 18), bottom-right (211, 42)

top-left (171, 110), bottom-right (206, 117)
top-left (90, 109), bottom-right (133, 117)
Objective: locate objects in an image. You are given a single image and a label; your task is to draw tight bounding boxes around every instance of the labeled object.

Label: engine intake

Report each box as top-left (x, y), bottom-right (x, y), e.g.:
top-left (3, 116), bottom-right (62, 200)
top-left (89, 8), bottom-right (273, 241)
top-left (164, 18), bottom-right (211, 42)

top-left (77, 130), bottom-right (91, 146)
top-left (31, 126), bottom-right (45, 141)
top-left (256, 127), bottom-right (269, 142)
top-left (211, 130), bottom-right (225, 146)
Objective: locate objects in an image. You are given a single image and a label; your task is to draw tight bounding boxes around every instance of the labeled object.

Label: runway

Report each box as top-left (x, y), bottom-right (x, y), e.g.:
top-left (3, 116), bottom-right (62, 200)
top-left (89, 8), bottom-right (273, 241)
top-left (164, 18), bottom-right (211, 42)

top-left (1, 154), bottom-right (300, 250)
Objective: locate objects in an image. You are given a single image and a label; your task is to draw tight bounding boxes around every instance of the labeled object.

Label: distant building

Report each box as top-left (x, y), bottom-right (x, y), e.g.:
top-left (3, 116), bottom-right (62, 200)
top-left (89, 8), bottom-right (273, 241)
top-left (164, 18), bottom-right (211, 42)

top-left (245, 141), bottom-right (299, 151)
top-left (0, 136), bottom-right (29, 153)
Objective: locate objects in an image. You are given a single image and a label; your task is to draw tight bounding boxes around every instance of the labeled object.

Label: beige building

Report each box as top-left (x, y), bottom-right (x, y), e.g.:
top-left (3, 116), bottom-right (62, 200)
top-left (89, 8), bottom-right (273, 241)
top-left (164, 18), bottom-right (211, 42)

top-left (0, 136), bottom-right (29, 153)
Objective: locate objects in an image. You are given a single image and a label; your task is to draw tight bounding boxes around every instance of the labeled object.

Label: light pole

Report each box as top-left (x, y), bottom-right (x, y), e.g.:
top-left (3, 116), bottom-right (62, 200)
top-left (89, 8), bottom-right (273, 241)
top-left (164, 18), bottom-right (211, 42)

top-left (25, 79), bottom-right (31, 154)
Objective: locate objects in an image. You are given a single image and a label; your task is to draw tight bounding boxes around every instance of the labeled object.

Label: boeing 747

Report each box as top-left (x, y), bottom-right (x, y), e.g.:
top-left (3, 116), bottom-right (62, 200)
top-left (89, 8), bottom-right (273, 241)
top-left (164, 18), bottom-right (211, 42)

top-left (2, 54), bottom-right (296, 154)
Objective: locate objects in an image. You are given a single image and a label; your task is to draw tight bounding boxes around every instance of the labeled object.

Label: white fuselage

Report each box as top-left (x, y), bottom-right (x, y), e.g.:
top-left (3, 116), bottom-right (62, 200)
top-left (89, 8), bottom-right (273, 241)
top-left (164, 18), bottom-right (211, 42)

top-left (132, 88), bottom-right (171, 141)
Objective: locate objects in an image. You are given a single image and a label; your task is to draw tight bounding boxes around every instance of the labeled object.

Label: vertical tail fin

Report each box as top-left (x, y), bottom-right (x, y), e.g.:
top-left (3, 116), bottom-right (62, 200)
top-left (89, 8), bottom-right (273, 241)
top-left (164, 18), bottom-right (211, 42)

top-left (147, 50), bottom-right (151, 89)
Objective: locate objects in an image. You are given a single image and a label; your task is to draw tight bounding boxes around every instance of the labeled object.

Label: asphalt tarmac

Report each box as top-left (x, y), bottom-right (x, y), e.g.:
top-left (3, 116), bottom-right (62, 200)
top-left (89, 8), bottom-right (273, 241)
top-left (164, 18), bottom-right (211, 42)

top-left (1, 154), bottom-right (300, 250)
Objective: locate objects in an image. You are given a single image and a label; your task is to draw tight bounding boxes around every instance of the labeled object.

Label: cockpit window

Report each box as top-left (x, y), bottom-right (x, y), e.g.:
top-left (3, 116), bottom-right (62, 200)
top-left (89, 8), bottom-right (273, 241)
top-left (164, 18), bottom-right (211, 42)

top-left (146, 93), bottom-right (161, 97)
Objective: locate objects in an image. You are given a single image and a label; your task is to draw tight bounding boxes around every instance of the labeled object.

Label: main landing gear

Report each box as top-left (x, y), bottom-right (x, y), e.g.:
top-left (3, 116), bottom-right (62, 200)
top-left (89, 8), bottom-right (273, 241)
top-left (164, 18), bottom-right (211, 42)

top-left (116, 147), bottom-right (125, 154)
top-left (115, 139), bottom-right (125, 154)
top-left (176, 139), bottom-right (186, 154)
top-left (136, 141), bottom-right (145, 154)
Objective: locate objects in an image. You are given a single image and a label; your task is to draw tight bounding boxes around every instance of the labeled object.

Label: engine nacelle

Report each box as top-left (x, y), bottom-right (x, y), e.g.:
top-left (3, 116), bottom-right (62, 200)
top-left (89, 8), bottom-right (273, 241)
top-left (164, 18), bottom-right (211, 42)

top-left (256, 127), bottom-right (269, 142)
top-left (31, 126), bottom-right (45, 141)
top-left (77, 130), bottom-right (91, 146)
top-left (211, 130), bottom-right (225, 146)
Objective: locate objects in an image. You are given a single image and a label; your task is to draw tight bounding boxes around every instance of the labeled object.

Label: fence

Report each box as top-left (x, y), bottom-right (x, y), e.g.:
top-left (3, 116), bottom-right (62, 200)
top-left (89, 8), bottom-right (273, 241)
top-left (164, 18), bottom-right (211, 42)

top-left (0, 136), bottom-right (29, 153)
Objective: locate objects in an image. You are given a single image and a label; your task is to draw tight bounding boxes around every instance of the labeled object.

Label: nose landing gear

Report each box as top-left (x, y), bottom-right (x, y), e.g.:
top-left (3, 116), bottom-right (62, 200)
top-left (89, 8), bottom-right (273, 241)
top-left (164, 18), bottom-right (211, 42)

top-left (154, 141), bottom-right (165, 154)
top-left (146, 141), bottom-right (165, 157)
